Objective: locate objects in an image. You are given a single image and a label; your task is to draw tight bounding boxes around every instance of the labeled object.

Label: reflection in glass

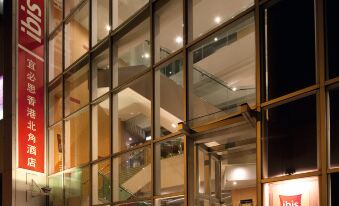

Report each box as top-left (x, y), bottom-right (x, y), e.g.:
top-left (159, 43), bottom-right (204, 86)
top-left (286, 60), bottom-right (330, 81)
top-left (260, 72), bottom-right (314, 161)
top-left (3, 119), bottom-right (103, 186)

top-left (64, 167), bottom-right (90, 206)
top-left (263, 95), bottom-right (317, 178)
top-left (112, 0), bottom-right (149, 30)
top-left (92, 0), bottom-right (110, 46)
top-left (49, 82), bottom-right (63, 125)
top-left (92, 49), bottom-right (110, 100)
top-left (92, 98), bottom-right (111, 160)
top-left (49, 123), bottom-right (63, 174)
top-left (155, 196), bottom-right (185, 206)
top-left (65, 2), bottom-right (89, 68)
top-left (189, 14), bottom-right (255, 125)
top-left (155, 136), bottom-right (185, 195)
top-left (264, 0), bottom-right (315, 100)
top-left (65, 108), bottom-right (90, 169)
top-left (113, 73), bottom-right (152, 153)
top-left (112, 146), bottom-right (152, 202)
top-left (154, 0), bottom-right (183, 62)
top-left (155, 58), bottom-right (184, 138)
top-left (49, 0), bottom-right (63, 32)
top-left (329, 88), bottom-right (339, 167)
top-left (65, 65), bottom-right (89, 116)
top-left (49, 28), bottom-right (63, 81)
top-left (92, 159), bottom-right (111, 204)
top-left (196, 123), bottom-right (257, 206)
top-left (49, 175), bottom-right (63, 206)
top-left (113, 18), bottom-right (150, 87)
top-left (190, 0), bottom-right (254, 40)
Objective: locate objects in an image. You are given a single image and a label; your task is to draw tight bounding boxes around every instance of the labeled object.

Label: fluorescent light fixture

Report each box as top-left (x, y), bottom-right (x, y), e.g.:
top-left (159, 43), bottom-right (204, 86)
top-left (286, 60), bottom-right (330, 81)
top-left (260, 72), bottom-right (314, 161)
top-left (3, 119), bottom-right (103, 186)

top-left (205, 141), bottom-right (220, 147)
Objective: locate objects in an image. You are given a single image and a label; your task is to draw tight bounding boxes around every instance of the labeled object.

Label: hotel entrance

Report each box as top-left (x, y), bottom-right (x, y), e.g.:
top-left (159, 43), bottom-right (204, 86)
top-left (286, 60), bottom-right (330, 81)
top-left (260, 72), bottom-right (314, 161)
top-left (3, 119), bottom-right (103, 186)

top-left (185, 106), bottom-right (257, 206)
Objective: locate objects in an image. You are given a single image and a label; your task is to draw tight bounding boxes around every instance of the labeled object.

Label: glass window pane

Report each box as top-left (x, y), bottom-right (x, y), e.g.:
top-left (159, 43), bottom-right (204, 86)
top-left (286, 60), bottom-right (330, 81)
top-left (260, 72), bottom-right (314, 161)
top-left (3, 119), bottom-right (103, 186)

top-left (92, 0), bottom-right (110, 46)
top-left (155, 57), bottom-right (184, 138)
top-left (116, 201), bottom-right (152, 206)
top-left (112, 146), bottom-right (152, 202)
top-left (64, 167), bottom-right (90, 206)
top-left (329, 88), bottom-right (339, 167)
top-left (65, 0), bottom-right (83, 17)
top-left (326, 0), bottom-right (339, 79)
top-left (112, 0), bottom-right (149, 30)
top-left (65, 108), bottom-right (90, 169)
top-left (49, 82), bottom-right (63, 125)
top-left (154, 0), bottom-right (183, 62)
top-left (155, 136), bottom-right (185, 195)
top-left (65, 64), bottom-right (89, 116)
top-left (92, 98), bottom-right (111, 160)
top-left (189, 14), bottom-right (255, 125)
top-left (190, 0), bottom-right (254, 40)
top-left (262, 95), bottom-right (317, 178)
top-left (49, 123), bottom-right (63, 174)
top-left (49, 28), bottom-right (63, 82)
top-left (264, 0), bottom-right (315, 100)
top-left (49, 0), bottom-right (63, 32)
top-left (263, 177), bottom-right (319, 206)
top-left (113, 18), bottom-right (150, 87)
top-left (49, 175), bottom-right (63, 206)
top-left (113, 73), bottom-right (152, 153)
top-left (331, 173), bottom-right (339, 205)
top-left (92, 159), bottom-right (111, 204)
top-left (65, 2), bottom-right (89, 68)
top-left (155, 196), bottom-right (185, 206)
top-left (92, 48), bottom-right (110, 100)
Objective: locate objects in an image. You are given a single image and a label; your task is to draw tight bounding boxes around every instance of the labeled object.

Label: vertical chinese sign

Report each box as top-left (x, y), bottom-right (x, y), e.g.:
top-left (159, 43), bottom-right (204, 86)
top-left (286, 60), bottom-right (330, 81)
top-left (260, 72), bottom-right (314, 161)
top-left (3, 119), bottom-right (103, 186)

top-left (17, 0), bottom-right (45, 173)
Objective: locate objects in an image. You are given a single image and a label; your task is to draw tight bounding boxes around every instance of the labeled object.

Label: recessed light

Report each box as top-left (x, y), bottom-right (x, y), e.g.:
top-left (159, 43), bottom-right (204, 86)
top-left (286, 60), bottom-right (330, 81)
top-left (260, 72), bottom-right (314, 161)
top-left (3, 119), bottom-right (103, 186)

top-left (175, 36), bottom-right (183, 44)
top-left (214, 16), bottom-right (221, 24)
top-left (232, 87), bottom-right (237, 91)
top-left (105, 25), bottom-right (111, 31)
top-left (171, 123), bottom-right (177, 128)
top-left (128, 137), bottom-right (132, 141)
top-left (214, 37), bottom-right (218, 42)
top-left (142, 53), bottom-right (150, 59)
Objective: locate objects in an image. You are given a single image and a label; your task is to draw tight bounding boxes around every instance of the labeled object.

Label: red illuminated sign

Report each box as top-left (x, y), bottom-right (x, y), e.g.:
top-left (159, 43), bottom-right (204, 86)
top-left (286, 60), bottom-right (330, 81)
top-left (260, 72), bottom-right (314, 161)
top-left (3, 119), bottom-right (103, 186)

top-left (280, 195), bottom-right (302, 206)
top-left (18, 0), bottom-right (45, 173)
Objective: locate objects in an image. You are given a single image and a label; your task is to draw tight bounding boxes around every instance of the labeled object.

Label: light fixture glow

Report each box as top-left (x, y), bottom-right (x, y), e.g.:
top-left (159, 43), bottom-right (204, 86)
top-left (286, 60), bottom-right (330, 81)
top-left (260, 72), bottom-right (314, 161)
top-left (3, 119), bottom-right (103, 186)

top-left (214, 16), bottom-right (221, 24)
top-left (233, 181), bottom-right (237, 185)
top-left (105, 25), bottom-right (111, 31)
top-left (142, 53), bottom-right (150, 59)
top-left (146, 136), bottom-right (152, 141)
top-left (232, 87), bottom-right (237, 91)
top-left (171, 123), bottom-right (177, 128)
top-left (175, 36), bottom-right (183, 44)
top-left (128, 137), bottom-right (132, 141)
top-left (214, 37), bottom-right (218, 42)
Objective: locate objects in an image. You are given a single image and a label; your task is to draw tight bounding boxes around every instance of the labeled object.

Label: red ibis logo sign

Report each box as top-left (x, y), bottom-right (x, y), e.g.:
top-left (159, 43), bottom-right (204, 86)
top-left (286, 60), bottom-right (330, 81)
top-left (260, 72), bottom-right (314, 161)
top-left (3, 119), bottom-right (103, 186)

top-left (18, 0), bottom-right (45, 173)
top-left (280, 195), bottom-right (302, 206)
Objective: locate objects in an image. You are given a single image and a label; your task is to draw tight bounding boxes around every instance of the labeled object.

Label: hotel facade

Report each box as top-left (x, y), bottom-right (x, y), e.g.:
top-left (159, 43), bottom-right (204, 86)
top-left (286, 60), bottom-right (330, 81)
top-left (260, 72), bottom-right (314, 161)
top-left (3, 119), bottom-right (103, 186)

top-left (0, 0), bottom-right (339, 205)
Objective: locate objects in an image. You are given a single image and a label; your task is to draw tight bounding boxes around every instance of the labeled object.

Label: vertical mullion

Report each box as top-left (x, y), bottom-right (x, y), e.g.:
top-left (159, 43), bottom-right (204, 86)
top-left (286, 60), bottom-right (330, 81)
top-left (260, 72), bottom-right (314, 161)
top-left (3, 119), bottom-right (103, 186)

top-left (150, 1), bottom-right (155, 205)
top-left (255, 0), bottom-right (263, 205)
top-left (316, 0), bottom-right (328, 205)
top-left (88, 0), bottom-right (93, 204)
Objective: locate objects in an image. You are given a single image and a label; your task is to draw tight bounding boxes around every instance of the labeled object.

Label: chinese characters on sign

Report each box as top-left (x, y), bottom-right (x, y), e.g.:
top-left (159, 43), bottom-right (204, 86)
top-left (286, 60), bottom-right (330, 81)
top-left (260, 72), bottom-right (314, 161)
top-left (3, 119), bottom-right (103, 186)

top-left (18, 0), bottom-right (44, 173)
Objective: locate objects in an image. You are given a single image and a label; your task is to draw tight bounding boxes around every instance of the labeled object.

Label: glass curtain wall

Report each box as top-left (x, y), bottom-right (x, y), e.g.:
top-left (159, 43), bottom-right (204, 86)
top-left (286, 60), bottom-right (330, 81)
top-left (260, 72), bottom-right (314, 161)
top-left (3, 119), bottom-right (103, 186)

top-left (47, 0), bottom-right (335, 205)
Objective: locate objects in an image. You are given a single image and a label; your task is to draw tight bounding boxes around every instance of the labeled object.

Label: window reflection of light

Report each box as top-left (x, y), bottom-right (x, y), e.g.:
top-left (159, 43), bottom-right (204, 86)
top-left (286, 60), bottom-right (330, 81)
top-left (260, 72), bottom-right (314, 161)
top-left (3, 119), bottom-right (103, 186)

top-left (214, 16), bottom-right (221, 24)
top-left (175, 36), bottom-right (183, 44)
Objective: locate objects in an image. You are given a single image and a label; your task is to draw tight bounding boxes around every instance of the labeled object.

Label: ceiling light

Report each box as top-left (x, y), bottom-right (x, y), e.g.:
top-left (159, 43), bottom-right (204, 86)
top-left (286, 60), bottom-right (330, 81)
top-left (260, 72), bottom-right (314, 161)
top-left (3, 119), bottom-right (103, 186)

top-left (146, 136), bottom-right (152, 141)
top-left (233, 181), bottom-right (237, 185)
top-left (142, 53), bottom-right (150, 59)
top-left (214, 16), bottom-right (221, 24)
top-left (105, 25), bottom-right (111, 31)
top-left (130, 112), bottom-right (134, 115)
top-left (214, 37), bottom-right (218, 42)
top-left (128, 137), bottom-right (132, 141)
top-left (232, 87), bottom-right (237, 91)
top-left (205, 141), bottom-right (220, 147)
top-left (175, 36), bottom-right (183, 44)
top-left (171, 123), bottom-right (177, 128)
